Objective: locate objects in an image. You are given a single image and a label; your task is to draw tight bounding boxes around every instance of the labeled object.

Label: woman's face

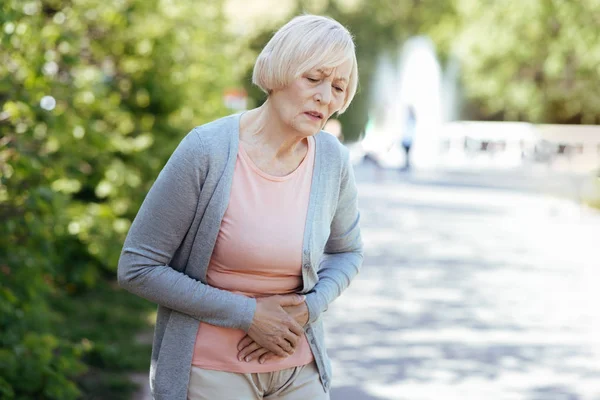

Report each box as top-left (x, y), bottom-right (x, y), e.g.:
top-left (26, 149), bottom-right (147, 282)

top-left (270, 58), bottom-right (353, 137)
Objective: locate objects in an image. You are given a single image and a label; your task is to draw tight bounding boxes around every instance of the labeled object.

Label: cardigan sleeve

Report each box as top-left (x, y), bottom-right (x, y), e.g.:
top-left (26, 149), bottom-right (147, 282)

top-left (304, 149), bottom-right (363, 324)
top-left (117, 128), bottom-right (256, 332)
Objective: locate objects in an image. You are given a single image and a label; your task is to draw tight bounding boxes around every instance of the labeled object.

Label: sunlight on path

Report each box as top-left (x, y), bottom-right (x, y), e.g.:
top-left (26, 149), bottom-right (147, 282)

top-left (327, 178), bottom-right (600, 400)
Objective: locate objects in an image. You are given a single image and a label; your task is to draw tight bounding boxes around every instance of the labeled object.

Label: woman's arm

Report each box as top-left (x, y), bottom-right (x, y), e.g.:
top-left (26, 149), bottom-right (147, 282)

top-left (304, 149), bottom-right (363, 325)
top-left (118, 129), bottom-right (256, 331)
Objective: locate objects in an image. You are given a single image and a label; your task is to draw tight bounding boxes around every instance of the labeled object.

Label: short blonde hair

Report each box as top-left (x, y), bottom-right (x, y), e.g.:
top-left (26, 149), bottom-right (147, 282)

top-left (252, 15), bottom-right (358, 114)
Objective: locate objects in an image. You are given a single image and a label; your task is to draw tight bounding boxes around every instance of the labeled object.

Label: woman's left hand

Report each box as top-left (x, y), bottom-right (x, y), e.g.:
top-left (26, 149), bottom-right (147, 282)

top-left (237, 302), bottom-right (309, 363)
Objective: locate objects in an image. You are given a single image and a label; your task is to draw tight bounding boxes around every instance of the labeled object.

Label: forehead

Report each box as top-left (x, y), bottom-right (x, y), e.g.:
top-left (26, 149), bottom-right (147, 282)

top-left (314, 60), bottom-right (353, 81)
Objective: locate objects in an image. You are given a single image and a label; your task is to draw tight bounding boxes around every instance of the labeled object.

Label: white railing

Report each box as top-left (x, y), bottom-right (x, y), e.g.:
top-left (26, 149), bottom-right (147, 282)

top-left (434, 121), bottom-right (600, 174)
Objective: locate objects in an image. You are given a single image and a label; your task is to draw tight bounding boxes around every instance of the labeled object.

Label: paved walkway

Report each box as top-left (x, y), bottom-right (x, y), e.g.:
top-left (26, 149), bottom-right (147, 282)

top-left (131, 163), bottom-right (600, 400)
top-left (327, 164), bottom-right (600, 400)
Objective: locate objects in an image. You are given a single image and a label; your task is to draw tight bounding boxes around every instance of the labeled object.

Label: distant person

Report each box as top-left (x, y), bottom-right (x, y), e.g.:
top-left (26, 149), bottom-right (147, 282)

top-left (401, 106), bottom-right (416, 170)
top-left (118, 14), bottom-right (363, 400)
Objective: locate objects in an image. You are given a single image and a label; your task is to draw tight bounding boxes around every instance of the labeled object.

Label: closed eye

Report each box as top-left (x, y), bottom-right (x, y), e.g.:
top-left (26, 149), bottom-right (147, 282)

top-left (306, 77), bottom-right (319, 83)
top-left (334, 86), bottom-right (344, 93)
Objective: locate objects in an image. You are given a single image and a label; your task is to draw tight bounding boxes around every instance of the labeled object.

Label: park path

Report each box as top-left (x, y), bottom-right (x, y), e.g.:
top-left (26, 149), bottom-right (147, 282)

top-left (328, 165), bottom-right (600, 400)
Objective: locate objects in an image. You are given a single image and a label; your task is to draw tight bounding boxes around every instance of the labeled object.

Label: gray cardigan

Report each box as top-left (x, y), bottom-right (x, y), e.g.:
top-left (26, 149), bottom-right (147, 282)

top-left (118, 113), bottom-right (363, 399)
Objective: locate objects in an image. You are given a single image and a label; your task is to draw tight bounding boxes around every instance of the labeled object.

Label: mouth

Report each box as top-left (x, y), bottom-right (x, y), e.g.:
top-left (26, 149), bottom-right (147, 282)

top-left (304, 111), bottom-right (324, 121)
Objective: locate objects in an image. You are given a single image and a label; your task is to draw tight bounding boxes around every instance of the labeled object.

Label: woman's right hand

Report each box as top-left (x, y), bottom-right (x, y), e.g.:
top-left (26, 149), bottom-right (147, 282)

top-left (246, 294), bottom-right (306, 358)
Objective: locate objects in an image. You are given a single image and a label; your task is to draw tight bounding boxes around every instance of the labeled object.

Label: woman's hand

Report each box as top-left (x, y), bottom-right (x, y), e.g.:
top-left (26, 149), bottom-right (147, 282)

top-left (245, 294), bottom-right (306, 359)
top-left (238, 300), bottom-right (309, 363)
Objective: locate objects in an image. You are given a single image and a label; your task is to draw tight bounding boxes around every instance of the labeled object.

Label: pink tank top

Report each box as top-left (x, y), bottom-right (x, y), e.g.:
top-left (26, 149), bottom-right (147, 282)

top-left (191, 136), bottom-right (315, 372)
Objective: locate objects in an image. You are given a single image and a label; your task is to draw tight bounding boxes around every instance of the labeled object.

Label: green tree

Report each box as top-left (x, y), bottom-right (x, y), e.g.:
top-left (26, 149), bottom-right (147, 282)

top-left (1, 0), bottom-right (237, 397)
top-left (436, 0), bottom-right (600, 123)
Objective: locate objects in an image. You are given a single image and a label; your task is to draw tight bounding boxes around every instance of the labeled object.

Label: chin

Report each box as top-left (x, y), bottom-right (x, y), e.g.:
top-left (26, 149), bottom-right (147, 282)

top-left (305, 127), bottom-right (321, 136)
top-left (291, 117), bottom-right (323, 136)
top-left (297, 123), bottom-right (321, 137)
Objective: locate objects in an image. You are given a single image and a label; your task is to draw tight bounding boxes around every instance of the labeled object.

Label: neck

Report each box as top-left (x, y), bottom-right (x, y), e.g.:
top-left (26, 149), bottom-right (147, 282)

top-left (240, 99), bottom-right (308, 160)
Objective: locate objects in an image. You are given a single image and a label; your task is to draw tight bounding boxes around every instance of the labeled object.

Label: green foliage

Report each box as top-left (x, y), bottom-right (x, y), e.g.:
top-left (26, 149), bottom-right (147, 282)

top-left (50, 281), bottom-right (155, 399)
top-left (77, 370), bottom-right (139, 400)
top-left (240, 0), bottom-right (599, 140)
top-left (440, 0), bottom-right (600, 123)
top-left (1, 0), bottom-right (236, 397)
top-left (0, 331), bottom-right (86, 400)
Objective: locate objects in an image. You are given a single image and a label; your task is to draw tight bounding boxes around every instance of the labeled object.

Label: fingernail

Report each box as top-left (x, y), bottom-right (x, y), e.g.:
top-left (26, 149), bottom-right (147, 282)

top-left (259, 359), bottom-right (264, 364)
top-left (245, 357), bottom-right (250, 362)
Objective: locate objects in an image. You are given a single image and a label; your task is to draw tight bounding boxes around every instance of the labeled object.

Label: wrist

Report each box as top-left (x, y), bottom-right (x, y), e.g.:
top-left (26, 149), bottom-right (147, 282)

top-left (304, 292), bottom-right (320, 325)
top-left (245, 297), bottom-right (258, 332)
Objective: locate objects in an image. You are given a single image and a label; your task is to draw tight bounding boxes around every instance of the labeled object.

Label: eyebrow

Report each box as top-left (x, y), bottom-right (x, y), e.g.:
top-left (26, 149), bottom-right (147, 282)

top-left (316, 69), bottom-right (348, 83)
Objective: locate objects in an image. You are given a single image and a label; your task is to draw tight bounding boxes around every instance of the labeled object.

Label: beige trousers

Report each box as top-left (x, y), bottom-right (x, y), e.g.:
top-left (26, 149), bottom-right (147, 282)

top-left (187, 362), bottom-right (329, 400)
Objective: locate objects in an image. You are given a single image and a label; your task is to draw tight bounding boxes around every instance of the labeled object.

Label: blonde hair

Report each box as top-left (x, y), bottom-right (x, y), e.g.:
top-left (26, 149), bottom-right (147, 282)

top-left (252, 15), bottom-right (358, 114)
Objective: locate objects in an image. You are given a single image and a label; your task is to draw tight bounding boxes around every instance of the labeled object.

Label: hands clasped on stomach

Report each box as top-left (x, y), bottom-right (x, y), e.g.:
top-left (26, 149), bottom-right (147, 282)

top-left (237, 294), bottom-right (308, 364)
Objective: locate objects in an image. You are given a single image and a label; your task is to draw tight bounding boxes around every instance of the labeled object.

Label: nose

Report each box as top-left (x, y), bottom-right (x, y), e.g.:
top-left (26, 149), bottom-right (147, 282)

top-left (314, 82), bottom-right (332, 105)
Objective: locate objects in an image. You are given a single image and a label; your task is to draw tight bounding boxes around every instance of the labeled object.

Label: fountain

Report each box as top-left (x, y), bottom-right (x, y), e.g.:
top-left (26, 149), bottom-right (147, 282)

top-left (361, 36), bottom-right (448, 170)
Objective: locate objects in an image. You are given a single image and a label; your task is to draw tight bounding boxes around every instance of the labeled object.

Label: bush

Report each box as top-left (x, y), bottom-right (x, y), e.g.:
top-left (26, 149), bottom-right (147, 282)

top-left (1, 0), bottom-right (237, 397)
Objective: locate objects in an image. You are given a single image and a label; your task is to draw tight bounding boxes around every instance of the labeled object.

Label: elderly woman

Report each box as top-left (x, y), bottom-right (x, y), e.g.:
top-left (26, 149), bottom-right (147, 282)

top-left (118, 14), bottom-right (363, 400)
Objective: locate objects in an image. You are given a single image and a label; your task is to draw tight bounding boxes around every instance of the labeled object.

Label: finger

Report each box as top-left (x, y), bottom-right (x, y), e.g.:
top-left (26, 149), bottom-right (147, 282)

top-left (238, 341), bottom-right (262, 361)
top-left (263, 341), bottom-right (288, 357)
top-left (258, 352), bottom-right (279, 364)
top-left (287, 320), bottom-right (304, 337)
top-left (277, 336), bottom-right (296, 355)
top-left (277, 294), bottom-right (306, 307)
top-left (237, 335), bottom-right (254, 351)
top-left (283, 331), bottom-right (299, 349)
top-left (245, 347), bottom-right (270, 363)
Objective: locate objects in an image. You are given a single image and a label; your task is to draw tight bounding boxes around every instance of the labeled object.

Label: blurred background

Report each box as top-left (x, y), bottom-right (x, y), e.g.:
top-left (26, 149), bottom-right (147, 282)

top-left (1, 0), bottom-right (599, 399)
